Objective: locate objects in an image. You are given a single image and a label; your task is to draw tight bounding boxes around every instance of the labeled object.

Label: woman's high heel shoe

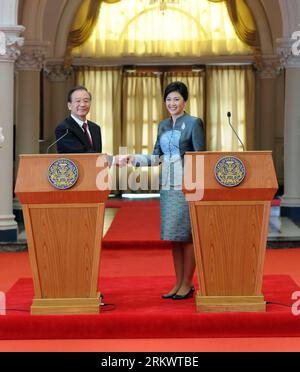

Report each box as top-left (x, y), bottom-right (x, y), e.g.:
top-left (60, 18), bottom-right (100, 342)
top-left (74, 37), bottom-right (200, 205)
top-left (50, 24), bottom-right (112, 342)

top-left (161, 291), bottom-right (178, 299)
top-left (172, 287), bottom-right (195, 300)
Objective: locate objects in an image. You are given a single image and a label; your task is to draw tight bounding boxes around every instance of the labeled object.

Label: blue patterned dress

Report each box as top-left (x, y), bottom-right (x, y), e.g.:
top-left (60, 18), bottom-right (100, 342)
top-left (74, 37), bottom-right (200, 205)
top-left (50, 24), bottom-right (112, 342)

top-left (134, 113), bottom-right (205, 242)
top-left (159, 128), bottom-right (192, 241)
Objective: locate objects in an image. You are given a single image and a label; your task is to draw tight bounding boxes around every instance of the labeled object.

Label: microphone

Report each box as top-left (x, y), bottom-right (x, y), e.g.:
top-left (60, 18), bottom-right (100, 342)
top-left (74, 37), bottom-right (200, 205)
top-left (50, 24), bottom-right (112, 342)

top-left (227, 112), bottom-right (245, 151)
top-left (47, 129), bottom-right (69, 154)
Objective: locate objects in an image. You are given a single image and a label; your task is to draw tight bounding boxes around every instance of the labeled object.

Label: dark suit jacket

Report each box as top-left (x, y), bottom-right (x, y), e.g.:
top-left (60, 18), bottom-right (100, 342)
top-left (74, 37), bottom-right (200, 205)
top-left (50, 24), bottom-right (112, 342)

top-left (55, 116), bottom-right (102, 153)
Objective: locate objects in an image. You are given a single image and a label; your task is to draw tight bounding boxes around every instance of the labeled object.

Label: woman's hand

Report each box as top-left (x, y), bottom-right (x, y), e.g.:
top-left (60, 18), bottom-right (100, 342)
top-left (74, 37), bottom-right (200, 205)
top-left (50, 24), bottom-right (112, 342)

top-left (115, 154), bottom-right (133, 167)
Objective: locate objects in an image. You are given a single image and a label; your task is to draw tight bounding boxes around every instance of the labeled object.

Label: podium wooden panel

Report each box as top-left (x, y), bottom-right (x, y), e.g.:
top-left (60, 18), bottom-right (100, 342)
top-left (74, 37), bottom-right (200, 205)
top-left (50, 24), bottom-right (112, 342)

top-left (183, 151), bottom-right (278, 313)
top-left (15, 154), bottom-right (110, 315)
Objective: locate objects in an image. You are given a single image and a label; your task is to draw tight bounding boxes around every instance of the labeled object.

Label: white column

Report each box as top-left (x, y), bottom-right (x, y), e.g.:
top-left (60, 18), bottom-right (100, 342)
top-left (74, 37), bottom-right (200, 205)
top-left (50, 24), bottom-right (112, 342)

top-left (279, 0), bottom-right (300, 37)
top-left (0, 127), bottom-right (4, 145)
top-left (0, 0), bottom-right (19, 25)
top-left (278, 38), bottom-right (300, 218)
top-left (0, 25), bottom-right (24, 242)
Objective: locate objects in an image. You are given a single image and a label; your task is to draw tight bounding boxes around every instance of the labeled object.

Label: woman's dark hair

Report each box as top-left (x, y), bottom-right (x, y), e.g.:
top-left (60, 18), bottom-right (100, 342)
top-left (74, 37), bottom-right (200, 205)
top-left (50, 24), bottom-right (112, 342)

top-left (163, 81), bottom-right (189, 102)
top-left (67, 86), bottom-right (92, 103)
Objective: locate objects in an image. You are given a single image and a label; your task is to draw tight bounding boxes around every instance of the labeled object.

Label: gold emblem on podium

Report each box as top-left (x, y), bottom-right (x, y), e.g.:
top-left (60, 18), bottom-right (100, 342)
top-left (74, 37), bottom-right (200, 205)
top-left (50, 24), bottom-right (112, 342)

top-left (48, 159), bottom-right (79, 190)
top-left (214, 156), bottom-right (246, 187)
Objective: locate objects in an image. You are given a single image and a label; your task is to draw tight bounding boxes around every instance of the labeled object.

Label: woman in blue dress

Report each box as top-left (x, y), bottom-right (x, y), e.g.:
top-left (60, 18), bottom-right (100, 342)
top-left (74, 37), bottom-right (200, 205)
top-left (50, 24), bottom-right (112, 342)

top-left (132, 82), bottom-right (205, 299)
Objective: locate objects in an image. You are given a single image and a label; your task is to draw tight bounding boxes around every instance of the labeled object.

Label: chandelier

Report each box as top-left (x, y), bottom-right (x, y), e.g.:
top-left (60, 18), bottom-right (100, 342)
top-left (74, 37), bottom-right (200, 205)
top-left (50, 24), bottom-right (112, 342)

top-left (148, 0), bottom-right (180, 12)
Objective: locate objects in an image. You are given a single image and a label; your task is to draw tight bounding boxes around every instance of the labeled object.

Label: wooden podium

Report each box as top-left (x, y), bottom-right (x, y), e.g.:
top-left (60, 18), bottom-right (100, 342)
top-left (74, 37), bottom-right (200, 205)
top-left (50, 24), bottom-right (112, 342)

top-left (183, 151), bottom-right (278, 313)
top-left (15, 154), bottom-right (110, 315)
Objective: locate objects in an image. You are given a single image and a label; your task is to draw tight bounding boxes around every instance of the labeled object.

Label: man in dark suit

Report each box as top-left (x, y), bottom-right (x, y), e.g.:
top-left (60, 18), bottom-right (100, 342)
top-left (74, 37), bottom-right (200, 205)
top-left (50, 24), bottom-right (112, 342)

top-left (55, 86), bottom-right (102, 153)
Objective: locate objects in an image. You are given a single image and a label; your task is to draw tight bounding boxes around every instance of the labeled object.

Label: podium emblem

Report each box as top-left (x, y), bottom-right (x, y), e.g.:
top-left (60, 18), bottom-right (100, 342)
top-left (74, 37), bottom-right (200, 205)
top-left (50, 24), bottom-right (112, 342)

top-left (214, 156), bottom-right (246, 187)
top-left (48, 159), bottom-right (79, 190)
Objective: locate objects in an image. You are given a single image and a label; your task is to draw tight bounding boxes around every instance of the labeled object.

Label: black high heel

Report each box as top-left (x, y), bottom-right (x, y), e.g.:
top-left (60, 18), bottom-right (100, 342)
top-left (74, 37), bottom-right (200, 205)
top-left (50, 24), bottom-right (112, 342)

top-left (172, 287), bottom-right (195, 300)
top-left (161, 291), bottom-right (178, 299)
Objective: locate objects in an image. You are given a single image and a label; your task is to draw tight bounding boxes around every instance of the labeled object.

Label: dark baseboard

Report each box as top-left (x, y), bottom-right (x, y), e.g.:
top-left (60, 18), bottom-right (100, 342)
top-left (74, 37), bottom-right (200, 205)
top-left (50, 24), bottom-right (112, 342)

top-left (0, 229), bottom-right (18, 243)
top-left (281, 206), bottom-right (300, 221)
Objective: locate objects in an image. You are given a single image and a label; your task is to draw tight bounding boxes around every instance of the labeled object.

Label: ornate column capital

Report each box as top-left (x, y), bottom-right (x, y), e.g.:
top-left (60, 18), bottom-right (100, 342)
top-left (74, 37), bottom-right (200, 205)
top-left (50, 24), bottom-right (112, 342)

top-left (277, 36), bottom-right (300, 69)
top-left (44, 60), bottom-right (73, 82)
top-left (256, 55), bottom-right (282, 79)
top-left (0, 26), bottom-right (25, 62)
top-left (16, 41), bottom-right (50, 71)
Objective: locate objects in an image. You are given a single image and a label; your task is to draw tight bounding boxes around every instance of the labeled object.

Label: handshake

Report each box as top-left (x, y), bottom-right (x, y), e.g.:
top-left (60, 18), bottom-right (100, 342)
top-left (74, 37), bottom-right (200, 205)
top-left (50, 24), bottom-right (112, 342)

top-left (114, 154), bottom-right (134, 167)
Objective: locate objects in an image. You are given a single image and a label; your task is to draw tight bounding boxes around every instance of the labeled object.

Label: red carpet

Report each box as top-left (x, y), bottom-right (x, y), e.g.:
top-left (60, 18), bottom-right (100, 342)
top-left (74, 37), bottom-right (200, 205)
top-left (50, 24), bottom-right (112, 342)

top-left (1, 275), bottom-right (300, 340)
top-left (103, 199), bottom-right (281, 249)
top-left (105, 200), bottom-right (160, 208)
top-left (103, 201), bottom-right (172, 249)
top-left (271, 198), bottom-right (281, 207)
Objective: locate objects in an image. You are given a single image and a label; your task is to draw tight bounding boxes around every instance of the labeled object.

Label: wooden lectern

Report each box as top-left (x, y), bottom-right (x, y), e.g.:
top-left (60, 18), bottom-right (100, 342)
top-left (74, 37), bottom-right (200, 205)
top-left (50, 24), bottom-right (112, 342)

top-left (15, 154), bottom-right (110, 315)
top-left (183, 151), bottom-right (278, 313)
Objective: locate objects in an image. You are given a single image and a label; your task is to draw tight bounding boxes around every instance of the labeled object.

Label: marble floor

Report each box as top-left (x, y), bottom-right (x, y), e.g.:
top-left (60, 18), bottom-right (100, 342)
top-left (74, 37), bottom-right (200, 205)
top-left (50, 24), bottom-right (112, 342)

top-left (267, 205), bottom-right (300, 248)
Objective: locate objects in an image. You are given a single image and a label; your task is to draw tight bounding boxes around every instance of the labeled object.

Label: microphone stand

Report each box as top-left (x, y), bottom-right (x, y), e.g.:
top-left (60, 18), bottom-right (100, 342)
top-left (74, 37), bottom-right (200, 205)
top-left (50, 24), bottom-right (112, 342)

top-left (227, 112), bottom-right (245, 151)
top-left (47, 129), bottom-right (69, 154)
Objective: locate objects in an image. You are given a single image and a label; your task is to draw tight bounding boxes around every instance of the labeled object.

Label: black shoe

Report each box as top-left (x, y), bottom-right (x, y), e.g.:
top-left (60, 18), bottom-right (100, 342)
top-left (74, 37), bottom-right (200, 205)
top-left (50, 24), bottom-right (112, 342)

top-left (172, 287), bottom-right (195, 300)
top-left (161, 292), bottom-right (177, 299)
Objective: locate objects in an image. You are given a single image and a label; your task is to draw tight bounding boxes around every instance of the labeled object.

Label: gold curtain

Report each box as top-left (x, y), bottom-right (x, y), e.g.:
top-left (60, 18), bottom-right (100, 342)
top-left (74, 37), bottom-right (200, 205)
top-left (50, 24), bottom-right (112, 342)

top-left (75, 66), bottom-right (122, 155)
top-left (208, 0), bottom-right (260, 49)
top-left (206, 65), bottom-right (255, 151)
top-left (65, 0), bottom-right (121, 66)
top-left (122, 71), bottom-right (163, 153)
top-left (163, 71), bottom-right (205, 121)
top-left (70, 0), bottom-right (251, 59)
top-left (122, 71), bottom-right (163, 192)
